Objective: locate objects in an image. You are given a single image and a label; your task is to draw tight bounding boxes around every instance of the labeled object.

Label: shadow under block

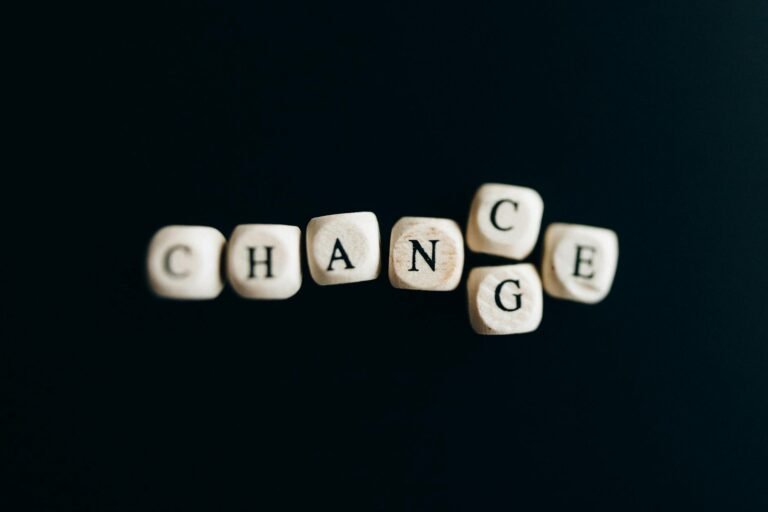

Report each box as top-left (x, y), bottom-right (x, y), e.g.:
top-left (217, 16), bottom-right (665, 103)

top-left (541, 223), bottom-right (619, 304)
top-left (389, 217), bottom-right (464, 291)
top-left (467, 263), bottom-right (543, 335)
top-left (306, 211), bottom-right (381, 285)
top-left (226, 224), bottom-right (302, 299)
top-left (466, 183), bottom-right (544, 260)
top-left (147, 225), bottom-right (226, 300)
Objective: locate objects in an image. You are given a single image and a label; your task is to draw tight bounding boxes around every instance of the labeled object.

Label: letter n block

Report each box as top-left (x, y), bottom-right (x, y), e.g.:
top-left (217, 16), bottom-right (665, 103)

top-left (306, 212), bottom-right (381, 285)
top-left (226, 224), bottom-right (302, 299)
top-left (389, 217), bottom-right (464, 291)
top-left (541, 223), bottom-right (619, 304)
top-left (147, 225), bottom-right (226, 299)
top-left (467, 264), bottom-right (543, 335)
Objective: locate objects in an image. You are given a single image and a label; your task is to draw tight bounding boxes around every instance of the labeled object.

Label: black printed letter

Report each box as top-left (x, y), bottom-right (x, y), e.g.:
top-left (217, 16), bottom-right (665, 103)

top-left (490, 199), bottom-right (518, 231)
top-left (495, 279), bottom-right (522, 312)
top-left (408, 240), bottom-right (439, 271)
top-left (248, 246), bottom-right (274, 278)
top-left (573, 245), bottom-right (596, 279)
top-left (327, 239), bottom-right (355, 271)
top-left (164, 244), bottom-right (191, 278)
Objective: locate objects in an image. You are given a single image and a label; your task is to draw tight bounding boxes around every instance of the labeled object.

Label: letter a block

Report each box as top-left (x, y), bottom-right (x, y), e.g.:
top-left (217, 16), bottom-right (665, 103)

top-left (389, 217), bottom-right (464, 291)
top-left (542, 223), bottom-right (619, 304)
top-left (467, 264), bottom-right (543, 335)
top-left (466, 183), bottom-right (544, 260)
top-left (147, 225), bottom-right (226, 299)
top-left (306, 212), bottom-right (381, 285)
top-left (226, 224), bottom-right (302, 299)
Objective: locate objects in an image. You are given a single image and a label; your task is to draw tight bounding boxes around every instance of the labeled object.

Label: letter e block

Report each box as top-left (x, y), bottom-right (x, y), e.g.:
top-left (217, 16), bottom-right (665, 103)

top-left (226, 224), bottom-right (302, 299)
top-left (541, 223), bottom-right (618, 304)
top-left (306, 212), bottom-right (381, 285)
top-left (147, 225), bottom-right (226, 300)
top-left (389, 217), bottom-right (464, 291)
top-left (466, 183), bottom-right (544, 260)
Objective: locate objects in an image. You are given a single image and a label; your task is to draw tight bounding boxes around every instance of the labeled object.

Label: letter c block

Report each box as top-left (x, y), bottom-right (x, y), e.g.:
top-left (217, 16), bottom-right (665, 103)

top-left (147, 225), bottom-right (226, 300)
top-left (466, 183), bottom-right (544, 260)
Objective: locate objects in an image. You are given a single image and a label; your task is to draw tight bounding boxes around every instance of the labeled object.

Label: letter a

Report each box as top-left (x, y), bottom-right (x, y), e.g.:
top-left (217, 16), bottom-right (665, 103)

top-left (327, 238), bottom-right (355, 271)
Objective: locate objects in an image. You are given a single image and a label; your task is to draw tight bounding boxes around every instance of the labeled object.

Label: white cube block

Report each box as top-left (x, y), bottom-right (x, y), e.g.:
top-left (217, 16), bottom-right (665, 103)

top-left (147, 225), bottom-right (226, 300)
top-left (541, 223), bottom-right (619, 304)
top-left (467, 263), bottom-right (543, 335)
top-left (226, 224), bottom-right (302, 299)
top-left (306, 211), bottom-right (381, 285)
top-left (466, 183), bottom-right (544, 260)
top-left (388, 217), bottom-right (464, 291)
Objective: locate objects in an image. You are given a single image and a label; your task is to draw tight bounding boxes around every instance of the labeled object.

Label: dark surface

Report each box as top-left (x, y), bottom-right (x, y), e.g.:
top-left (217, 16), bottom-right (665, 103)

top-left (8, 1), bottom-right (768, 510)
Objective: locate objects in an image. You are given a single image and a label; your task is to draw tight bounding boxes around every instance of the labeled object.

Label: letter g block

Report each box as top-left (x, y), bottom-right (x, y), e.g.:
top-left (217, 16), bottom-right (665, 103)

top-left (542, 223), bottom-right (619, 304)
top-left (147, 225), bottom-right (226, 299)
top-left (467, 264), bottom-right (543, 335)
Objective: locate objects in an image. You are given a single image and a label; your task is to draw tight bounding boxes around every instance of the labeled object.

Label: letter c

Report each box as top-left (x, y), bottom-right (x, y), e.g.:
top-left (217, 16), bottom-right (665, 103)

top-left (490, 199), bottom-right (518, 231)
top-left (164, 244), bottom-right (191, 278)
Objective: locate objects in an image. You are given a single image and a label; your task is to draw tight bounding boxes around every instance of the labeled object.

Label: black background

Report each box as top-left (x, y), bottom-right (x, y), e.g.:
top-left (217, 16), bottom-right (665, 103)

top-left (8, 1), bottom-right (768, 510)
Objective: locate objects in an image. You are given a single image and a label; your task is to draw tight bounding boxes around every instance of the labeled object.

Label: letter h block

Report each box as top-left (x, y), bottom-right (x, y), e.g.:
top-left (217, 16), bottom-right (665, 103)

top-left (227, 224), bottom-right (302, 299)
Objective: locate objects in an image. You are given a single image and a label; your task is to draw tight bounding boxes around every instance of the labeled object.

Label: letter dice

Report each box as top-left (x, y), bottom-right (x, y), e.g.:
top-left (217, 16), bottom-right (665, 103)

top-left (466, 183), bottom-right (544, 260)
top-left (467, 264), bottom-right (543, 335)
top-left (147, 225), bottom-right (226, 299)
top-left (541, 223), bottom-right (619, 304)
top-left (389, 217), bottom-right (464, 291)
top-left (306, 212), bottom-right (381, 285)
top-left (226, 224), bottom-right (302, 299)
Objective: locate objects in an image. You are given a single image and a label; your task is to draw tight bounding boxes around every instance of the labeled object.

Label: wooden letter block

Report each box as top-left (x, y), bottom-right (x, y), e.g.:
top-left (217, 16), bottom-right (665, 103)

top-left (467, 263), bottom-right (543, 335)
top-left (388, 217), bottom-right (464, 291)
top-left (541, 223), bottom-right (619, 304)
top-left (147, 225), bottom-right (226, 299)
top-left (306, 211), bottom-right (381, 285)
top-left (466, 183), bottom-right (544, 260)
top-left (226, 224), bottom-right (302, 299)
